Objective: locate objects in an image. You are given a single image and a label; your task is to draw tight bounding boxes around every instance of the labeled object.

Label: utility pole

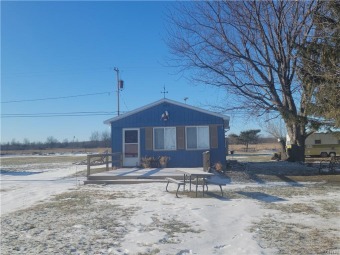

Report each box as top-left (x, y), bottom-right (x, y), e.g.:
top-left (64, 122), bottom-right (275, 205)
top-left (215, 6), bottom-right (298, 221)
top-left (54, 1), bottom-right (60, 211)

top-left (114, 67), bottom-right (122, 116)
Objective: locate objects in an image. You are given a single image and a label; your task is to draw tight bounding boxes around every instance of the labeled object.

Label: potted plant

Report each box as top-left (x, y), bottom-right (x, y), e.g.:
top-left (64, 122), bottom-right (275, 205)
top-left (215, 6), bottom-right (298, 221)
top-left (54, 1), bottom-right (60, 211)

top-left (213, 162), bottom-right (225, 174)
top-left (141, 156), bottom-right (155, 168)
top-left (159, 156), bottom-right (170, 168)
top-left (141, 156), bottom-right (160, 168)
top-left (214, 162), bottom-right (223, 172)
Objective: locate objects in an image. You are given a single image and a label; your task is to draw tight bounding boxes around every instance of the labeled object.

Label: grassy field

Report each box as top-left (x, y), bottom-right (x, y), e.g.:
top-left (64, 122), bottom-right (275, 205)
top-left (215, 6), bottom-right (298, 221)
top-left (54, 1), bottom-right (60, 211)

top-left (2, 151), bottom-right (338, 184)
top-left (1, 182), bottom-right (338, 254)
top-left (1, 147), bottom-right (110, 156)
top-left (1, 150), bottom-right (339, 254)
top-left (1, 155), bottom-right (86, 166)
top-left (229, 142), bottom-right (281, 152)
top-left (2, 143), bottom-right (279, 156)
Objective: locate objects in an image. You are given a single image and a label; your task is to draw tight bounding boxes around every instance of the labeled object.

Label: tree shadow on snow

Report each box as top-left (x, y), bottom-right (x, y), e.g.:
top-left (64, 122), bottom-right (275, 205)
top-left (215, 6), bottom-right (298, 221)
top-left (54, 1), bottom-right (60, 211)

top-left (0, 170), bottom-right (43, 176)
top-left (237, 191), bottom-right (286, 203)
top-left (204, 191), bottom-right (230, 201)
top-left (275, 175), bottom-right (304, 187)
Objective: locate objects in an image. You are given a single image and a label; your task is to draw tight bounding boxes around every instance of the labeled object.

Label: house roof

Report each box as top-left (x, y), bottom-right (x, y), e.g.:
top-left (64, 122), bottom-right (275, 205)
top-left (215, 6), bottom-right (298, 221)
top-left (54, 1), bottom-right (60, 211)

top-left (103, 98), bottom-right (230, 125)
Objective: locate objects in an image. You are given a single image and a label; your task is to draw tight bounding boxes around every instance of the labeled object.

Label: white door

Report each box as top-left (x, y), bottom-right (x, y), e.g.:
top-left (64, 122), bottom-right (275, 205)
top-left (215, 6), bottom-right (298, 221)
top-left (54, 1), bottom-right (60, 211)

top-left (123, 129), bottom-right (140, 167)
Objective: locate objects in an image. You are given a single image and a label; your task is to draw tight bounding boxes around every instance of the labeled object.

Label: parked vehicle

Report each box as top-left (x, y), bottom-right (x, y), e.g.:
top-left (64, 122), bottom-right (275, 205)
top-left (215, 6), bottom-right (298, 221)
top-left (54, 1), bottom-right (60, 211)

top-left (304, 133), bottom-right (340, 157)
top-left (286, 132), bottom-right (340, 157)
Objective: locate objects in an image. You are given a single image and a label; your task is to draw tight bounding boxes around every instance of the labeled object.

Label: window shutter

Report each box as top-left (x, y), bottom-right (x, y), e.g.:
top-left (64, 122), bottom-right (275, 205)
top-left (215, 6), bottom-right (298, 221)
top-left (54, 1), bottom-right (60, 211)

top-left (210, 125), bottom-right (218, 149)
top-left (176, 126), bottom-right (185, 149)
top-left (145, 127), bottom-right (153, 150)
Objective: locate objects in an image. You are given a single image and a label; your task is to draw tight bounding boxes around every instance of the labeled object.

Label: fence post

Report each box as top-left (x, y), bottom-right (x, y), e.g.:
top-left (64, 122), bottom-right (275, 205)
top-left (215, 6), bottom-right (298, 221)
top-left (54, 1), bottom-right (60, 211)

top-left (203, 151), bottom-right (210, 172)
top-left (87, 155), bottom-right (91, 177)
top-left (106, 154), bottom-right (109, 171)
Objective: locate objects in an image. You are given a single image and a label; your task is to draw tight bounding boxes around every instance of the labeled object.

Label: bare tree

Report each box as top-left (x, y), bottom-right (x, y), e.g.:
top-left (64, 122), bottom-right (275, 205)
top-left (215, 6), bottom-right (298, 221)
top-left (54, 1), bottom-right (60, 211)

top-left (167, 1), bottom-right (319, 161)
top-left (262, 119), bottom-right (288, 160)
top-left (90, 131), bottom-right (99, 141)
top-left (101, 130), bottom-right (111, 148)
top-left (90, 131), bottom-right (100, 147)
top-left (23, 138), bottom-right (30, 150)
top-left (46, 136), bottom-right (58, 148)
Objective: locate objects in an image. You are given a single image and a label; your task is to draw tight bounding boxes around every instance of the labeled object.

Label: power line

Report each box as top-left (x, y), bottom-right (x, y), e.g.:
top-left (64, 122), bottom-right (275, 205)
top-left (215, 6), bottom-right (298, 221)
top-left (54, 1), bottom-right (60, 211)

top-left (2, 115), bottom-right (113, 118)
top-left (1, 111), bottom-right (120, 118)
top-left (2, 111), bottom-right (115, 115)
top-left (1, 111), bottom-right (244, 119)
top-left (1, 92), bottom-right (112, 104)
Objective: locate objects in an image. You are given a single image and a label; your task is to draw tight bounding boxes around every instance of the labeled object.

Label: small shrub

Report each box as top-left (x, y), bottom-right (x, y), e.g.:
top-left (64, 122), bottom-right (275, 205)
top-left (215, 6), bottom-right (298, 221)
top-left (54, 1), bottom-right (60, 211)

top-left (141, 157), bottom-right (158, 168)
top-left (212, 162), bottom-right (226, 173)
top-left (159, 156), bottom-right (170, 168)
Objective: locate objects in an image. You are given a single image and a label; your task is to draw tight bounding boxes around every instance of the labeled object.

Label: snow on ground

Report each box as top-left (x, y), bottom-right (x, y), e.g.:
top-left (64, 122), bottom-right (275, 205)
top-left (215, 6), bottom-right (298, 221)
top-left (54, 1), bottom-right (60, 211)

top-left (1, 155), bottom-right (339, 254)
top-left (1, 166), bottom-right (84, 215)
top-left (0, 179), bottom-right (271, 254)
top-left (0, 154), bottom-right (95, 215)
top-left (114, 184), bottom-right (268, 255)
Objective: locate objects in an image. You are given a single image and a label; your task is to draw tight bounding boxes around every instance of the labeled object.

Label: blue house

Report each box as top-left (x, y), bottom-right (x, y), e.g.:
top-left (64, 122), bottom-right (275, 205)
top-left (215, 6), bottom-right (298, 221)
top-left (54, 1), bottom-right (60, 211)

top-left (104, 98), bottom-right (230, 168)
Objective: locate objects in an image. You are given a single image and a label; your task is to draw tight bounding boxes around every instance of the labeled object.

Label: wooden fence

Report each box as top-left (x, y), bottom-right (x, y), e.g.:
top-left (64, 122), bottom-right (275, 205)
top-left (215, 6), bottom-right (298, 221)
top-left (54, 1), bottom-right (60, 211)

top-left (86, 152), bottom-right (122, 177)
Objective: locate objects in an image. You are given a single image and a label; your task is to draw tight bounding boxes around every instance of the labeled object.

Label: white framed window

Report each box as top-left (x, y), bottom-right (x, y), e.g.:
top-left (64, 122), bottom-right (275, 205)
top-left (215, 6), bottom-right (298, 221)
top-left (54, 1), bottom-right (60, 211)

top-left (186, 126), bottom-right (209, 150)
top-left (153, 127), bottom-right (176, 150)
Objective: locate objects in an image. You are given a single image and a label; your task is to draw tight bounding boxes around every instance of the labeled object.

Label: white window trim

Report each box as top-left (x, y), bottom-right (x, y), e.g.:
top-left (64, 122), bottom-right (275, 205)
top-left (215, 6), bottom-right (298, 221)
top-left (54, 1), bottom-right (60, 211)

top-left (153, 127), bottom-right (177, 151)
top-left (185, 126), bottom-right (210, 150)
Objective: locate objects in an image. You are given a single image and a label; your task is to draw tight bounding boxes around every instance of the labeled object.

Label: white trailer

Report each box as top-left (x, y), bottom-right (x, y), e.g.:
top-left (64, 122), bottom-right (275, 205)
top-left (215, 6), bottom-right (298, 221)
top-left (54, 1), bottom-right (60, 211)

top-left (304, 133), bottom-right (340, 157)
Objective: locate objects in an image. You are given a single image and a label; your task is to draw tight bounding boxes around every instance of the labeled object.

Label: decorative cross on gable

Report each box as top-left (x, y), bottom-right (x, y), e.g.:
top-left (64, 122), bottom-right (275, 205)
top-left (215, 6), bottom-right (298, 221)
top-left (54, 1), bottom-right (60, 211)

top-left (161, 85), bottom-right (168, 99)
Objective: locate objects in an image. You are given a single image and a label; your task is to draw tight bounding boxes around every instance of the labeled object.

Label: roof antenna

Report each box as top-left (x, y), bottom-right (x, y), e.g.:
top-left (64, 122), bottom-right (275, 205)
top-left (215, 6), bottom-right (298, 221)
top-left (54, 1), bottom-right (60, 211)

top-left (184, 97), bottom-right (189, 104)
top-left (161, 85), bottom-right (168, 99)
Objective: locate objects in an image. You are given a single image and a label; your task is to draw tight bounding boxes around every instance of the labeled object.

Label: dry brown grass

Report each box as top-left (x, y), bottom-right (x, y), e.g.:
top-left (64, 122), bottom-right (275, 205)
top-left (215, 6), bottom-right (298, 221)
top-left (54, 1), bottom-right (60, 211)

top-left (1, 155), bottom-right (86, 166)
top-left (0, 187), bottom-right (205, 254)
top-left (248, 183), bottom-right (340, 254)
top-left (250, 219), bottom-right (338, 255)
top-left (1, 147), bottom-right (110, 156)
top-left (229, 143), bottom-right (281, 152)
top-left (3, 143), bottom-right (278, 156)
top-left (0, 189), bottom-right (139, 255)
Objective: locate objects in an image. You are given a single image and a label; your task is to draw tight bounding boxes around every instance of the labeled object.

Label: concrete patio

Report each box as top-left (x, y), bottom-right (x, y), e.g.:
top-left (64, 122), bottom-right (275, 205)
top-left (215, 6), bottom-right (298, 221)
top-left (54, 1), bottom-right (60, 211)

top-left (84, 167), bottom-right (203, 185)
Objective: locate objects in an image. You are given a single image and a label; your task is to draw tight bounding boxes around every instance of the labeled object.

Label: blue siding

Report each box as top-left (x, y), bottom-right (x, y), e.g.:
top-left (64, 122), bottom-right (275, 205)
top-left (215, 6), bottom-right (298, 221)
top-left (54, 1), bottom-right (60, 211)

top-left (111, 127), bottom-right (122, 154)
top-left (110, 101), bottom-right (227, 167)
top-left (111, 102), bottom-right (224, 127)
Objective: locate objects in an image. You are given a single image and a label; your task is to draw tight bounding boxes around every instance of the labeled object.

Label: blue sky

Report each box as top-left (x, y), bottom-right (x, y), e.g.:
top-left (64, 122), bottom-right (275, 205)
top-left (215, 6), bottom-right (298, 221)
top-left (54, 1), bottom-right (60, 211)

top-left (1, 1), bottom-right (262, 144)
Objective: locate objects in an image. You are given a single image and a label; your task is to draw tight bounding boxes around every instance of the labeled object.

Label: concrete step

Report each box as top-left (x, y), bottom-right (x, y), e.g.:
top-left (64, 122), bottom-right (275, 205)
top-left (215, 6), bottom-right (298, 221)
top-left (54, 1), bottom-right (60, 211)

top-left (84, 178), bottom-right (168, 185)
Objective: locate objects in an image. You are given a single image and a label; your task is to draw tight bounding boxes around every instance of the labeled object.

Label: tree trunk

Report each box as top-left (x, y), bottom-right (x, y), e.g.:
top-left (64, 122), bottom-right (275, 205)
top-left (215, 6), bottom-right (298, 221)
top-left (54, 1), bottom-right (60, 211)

top-left (279, 140), bottom-right (288, 161)
top-left (286, 123), bottom-right (306, 162)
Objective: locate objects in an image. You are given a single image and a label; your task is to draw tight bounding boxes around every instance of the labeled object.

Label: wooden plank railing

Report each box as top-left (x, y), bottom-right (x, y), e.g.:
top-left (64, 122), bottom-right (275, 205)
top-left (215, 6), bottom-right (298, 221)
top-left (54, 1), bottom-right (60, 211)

top-left (86, 153), bottom-right (122, 177)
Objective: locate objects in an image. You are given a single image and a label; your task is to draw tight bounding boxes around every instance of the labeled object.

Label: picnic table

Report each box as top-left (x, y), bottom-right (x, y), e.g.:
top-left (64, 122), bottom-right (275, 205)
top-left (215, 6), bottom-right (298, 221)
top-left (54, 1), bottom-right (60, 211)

top-left (165, 169), bottom-right (213, 197)
top-left (178, 169), bottom-right (214, 197)
top-left (166, 169), bottom-right (229, 198)
top-left (319, 156), bottom-right (340, 174)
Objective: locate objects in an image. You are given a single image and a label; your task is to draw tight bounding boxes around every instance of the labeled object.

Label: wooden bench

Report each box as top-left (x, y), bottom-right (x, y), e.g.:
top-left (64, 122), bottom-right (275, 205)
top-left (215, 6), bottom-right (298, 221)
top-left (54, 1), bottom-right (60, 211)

top-left (204, 178), bottom-right (226, 197)
top-left (165, 177), bottom-right (185, 198)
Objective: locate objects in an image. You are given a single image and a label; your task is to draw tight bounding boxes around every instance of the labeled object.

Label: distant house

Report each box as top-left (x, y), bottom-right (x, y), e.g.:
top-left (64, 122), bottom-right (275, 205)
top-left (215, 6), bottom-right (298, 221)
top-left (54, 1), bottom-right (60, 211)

top-left (104, 98), bottom-right (230, 168)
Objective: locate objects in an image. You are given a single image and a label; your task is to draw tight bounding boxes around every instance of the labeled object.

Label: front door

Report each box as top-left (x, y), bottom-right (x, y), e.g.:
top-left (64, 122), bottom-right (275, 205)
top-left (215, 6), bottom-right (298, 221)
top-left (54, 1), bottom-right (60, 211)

top-left (123, 129), bottom-right (140, 167)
